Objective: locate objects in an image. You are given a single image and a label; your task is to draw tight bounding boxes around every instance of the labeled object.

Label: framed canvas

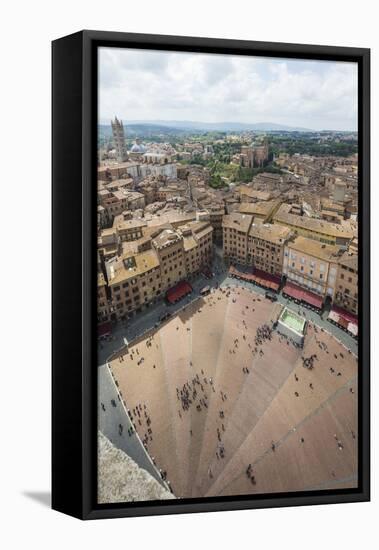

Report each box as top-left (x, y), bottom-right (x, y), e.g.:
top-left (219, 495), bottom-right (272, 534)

top-left (52, 30), bottom-right (370, 520)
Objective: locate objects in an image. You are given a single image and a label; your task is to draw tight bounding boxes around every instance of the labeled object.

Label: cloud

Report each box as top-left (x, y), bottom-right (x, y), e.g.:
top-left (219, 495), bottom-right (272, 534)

top-left (98, 47), bottom-right (357, 131)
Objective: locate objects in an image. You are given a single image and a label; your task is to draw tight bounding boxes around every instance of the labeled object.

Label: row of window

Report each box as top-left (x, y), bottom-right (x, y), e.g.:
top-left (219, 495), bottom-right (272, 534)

top-left (340, 273), bottom-right (355, 283)
top-left (252, 249), bottom-right (280, 262)
top-left (289, 263), bottom-right (324, 279)
top-left (249, 240), bottom-right (278, 253)
top-left (285, 251), bottom-right (320, 269)
top-left (287, 272), bottom-right (326, 294)
top-left (337, 286), bottom-right (358, 298)
top-left (341, 264), bottom-right (357, 274)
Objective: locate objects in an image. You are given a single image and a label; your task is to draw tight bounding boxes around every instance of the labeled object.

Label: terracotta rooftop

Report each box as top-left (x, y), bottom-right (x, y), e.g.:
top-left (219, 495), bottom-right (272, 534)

top-left (249, 223), bottom-right (292, 244)
top-left (274, 203), bottom-right (354, 239)
top-left (286, 236), bottom-right (342, 262)
top-left (222, 213), bottom-right (253, 233)
top-left (109, 249), bottom-right (160, 286)
top-left (152, 228), bottom-right (182, 249)
top-left (239, 200), bottom-right (279, 218)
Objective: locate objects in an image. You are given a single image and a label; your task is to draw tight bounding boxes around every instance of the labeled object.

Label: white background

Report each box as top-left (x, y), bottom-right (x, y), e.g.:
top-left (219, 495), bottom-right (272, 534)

top-left (0, 0), bottom-right (376, 548)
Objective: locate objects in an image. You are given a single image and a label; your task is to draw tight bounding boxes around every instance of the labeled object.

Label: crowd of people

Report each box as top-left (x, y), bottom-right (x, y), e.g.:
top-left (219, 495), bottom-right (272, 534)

top-left (176, 369), bottom-right (214, 414)
top-left (255, 323), bottom-right (273, 347)
top-left (127, 402), bottom-right (153, 449)
top-left (301, 353), bottom-right (318, 370)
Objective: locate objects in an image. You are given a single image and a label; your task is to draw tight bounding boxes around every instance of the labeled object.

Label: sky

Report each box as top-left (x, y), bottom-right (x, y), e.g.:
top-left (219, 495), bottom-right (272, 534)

top-left (99, 47), bottom-right (358, 131)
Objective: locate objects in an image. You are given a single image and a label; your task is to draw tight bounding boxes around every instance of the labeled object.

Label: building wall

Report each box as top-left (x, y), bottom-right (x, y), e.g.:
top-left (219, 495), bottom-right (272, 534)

top-left (247, 235), bottom-right (285, 275)
top-left (140, 186), bottom-right (157, 204)
top-left (100, 192), bottom-right (145, 222)
top-left (334, 261), bottom-right (358, 314)
top-left (240, 143), bottom-right (269, 168)
top-left (97, 207), bottom-right (110, 230)
top-left (102, 196), bottom-right (128, 219)
top-left (98, 283), bottom-right (111, 323)
top-left (155, 239), bottom-right (186, 291)
top-left (282, 245), bottom-right (338, 298)
top-left (273, 216), bottom-right (349, 247)
top-left (223, 226), bottom-right (250, 264)
top-left (111, 118), bottom-right (127, 162)
top-left (108, 224), bottom-right (213, 320)
top-left (110, 264), bottom-right (162, 320)
top-left (118, 226), bottom-right (144, 242)
top-left (128, 195), bottom-right (145, 211)
top-left (184, 228), bottom-right (213, 275)
top-left (98, 161), bottom-right (177, 182)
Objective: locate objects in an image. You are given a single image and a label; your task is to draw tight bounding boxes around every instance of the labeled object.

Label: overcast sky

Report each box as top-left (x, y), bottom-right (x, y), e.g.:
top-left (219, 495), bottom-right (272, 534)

top-left (99, 47), bottom-right (358, 131)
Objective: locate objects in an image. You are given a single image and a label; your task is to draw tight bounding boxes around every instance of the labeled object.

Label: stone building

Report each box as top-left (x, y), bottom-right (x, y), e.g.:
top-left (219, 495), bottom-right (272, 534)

top-left (108, 250), bottom-right (162, 319)
top-left (181, 221), bottom-right (213, 276)
top-left (98, 158), bottom-right (177, 182)
top-left (334, 251), bottom-right (358, 315)
top-left (111, 190), bottom-right (145, 212)
top-left (98, 272), bottom-right (111, 323)
top-left (114, 218), bottom-right (147, 242)
top-left (222, 213), bottom-right (253, 264)
top-left (107, 222), bottom-right (213, 320)
top-left (238, 199), bottom-right (281, 223)
top-left (98, 228), bottom-right (120, 262)
top-left (151, 229), bottom-right (186, 291)
top-left (240, 141), bottom-right (269, 168)
top-left (97, 205), bottom-right (110, 230)
top-left (206, 205), bottom-right (225, 243)
top-left (282, 236), bottom-right (342, 299)
top-left (273, 203), bottom-right (354, 248)
top-left (252, 172), bottom-right (284, 189)
top-left (238, 187), bottom-right (274, 203)
top-left (111, 116), bottom-right (127, 162)
top-left (98, 182), bottom-right (145, 222)
top-left (247, 224), bottom-right (293, 276)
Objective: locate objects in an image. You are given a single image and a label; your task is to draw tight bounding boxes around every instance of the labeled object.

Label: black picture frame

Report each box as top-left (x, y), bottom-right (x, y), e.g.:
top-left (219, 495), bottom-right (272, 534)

top-left (52, 30), bottom-right (370, 520)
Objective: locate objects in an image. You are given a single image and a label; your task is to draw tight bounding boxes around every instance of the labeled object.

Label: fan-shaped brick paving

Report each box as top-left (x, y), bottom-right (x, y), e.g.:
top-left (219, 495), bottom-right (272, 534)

top-left (109, 286), bottom-right (358, 498)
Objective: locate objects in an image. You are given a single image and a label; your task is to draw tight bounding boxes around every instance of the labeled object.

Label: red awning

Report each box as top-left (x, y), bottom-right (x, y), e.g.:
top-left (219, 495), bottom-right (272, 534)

top-left (282, 282), bottom-right (303, 301)
top-left (338, 317), bottom-right (349, 329)
top-left (254, 268), bottom-right (281, 286)
top-left (283, 282), bottom-right (323, 309)
top-left (229, 266), bottom-right (280, 292)
top-left (301, 289), bottom-right (323, 309)
top-left (331, 305), bottom-right (358, 325)
top-left (166, 281), bottom-right (192, 304)
top-left (329, 305), bottom-right (358, 336)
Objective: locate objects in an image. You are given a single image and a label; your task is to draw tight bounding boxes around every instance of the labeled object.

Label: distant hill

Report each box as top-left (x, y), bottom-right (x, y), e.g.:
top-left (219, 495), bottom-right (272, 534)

top-left (98, 120), bottom-right (314, 136)
top-left (137, 120), bottom-right (313, 132)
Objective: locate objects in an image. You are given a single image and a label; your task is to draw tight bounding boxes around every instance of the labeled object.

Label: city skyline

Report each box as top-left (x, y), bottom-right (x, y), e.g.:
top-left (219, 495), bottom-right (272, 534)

top-left (99, 47), bottom-right (358, 132)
